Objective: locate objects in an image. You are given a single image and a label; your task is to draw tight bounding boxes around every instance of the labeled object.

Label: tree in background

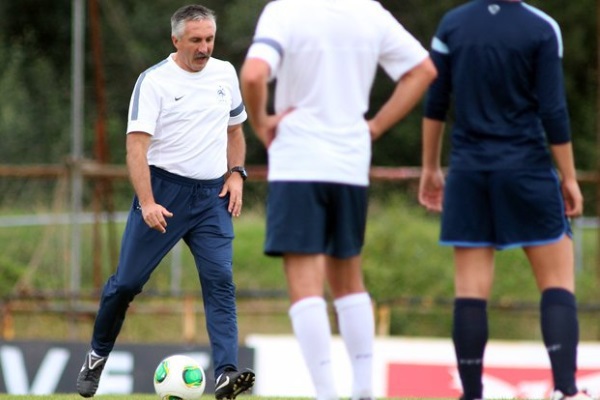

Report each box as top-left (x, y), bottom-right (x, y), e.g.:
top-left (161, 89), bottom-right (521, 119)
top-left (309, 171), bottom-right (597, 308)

top-left (0, 0), bottom-right (596, 170)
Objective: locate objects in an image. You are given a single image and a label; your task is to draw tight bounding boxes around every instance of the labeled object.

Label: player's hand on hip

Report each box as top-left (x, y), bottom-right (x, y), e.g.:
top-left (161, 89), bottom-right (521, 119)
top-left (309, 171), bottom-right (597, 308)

top-left (141, 203), bottom-right (173, 233)
top-left (258, 109), bottom-right (293, 148)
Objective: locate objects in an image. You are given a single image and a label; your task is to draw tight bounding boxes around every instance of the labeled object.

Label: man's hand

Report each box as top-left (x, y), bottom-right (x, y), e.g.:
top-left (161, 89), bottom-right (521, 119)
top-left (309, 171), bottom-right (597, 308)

top-left (562, 177), bottom-right (583, 218)
top-left (220, 174), bottom-right (244, 217)
top-left (418, 168), bottom-right (445, 213)
top-left (141, 203), bottom-right (173, 233)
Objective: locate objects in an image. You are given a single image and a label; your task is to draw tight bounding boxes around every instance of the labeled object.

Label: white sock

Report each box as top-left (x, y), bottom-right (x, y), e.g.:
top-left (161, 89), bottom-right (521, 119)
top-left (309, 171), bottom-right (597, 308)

top-left (289, 297), bottom-right (339, 400)
top-left (334, 292), bottom-right (374, 400)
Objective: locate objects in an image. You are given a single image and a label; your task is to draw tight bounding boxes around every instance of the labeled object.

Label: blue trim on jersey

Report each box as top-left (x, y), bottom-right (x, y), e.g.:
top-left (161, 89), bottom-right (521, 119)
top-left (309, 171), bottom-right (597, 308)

top-left (130, 59), bottom-right (168, 121)
top-left (230, 102), bottom-right (245, 118)
top-left (440, 239), bottom-right (495, 248)
top-left (424, 0), bottom-right (570, 170)
top-left (431, 37), bottom-right (449, 54)
top-left (253, 37), bottom-right (284, 57)
top-left (521, 3), bottom-right (563, 57)
top-left (441, 232), bottom-right (568, 251)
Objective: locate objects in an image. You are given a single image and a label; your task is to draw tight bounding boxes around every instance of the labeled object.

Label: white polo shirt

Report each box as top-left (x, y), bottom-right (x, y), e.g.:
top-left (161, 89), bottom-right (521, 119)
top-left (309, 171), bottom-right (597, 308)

top-left (246, 0), bottom-right (428, 186)
top-left (127, 54), bottom-right (247, 180)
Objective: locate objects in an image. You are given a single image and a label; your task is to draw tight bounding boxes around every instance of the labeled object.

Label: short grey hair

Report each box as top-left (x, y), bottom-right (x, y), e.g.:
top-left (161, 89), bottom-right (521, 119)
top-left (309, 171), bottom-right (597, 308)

top-left (171, 4), bottom-right (217, 39)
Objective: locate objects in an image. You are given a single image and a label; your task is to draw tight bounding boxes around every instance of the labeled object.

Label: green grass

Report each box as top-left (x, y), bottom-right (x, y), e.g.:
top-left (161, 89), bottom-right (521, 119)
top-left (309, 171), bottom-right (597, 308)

top-left (0, 397), bottom-right (408, 400)
top-left (0, 397), bottom-right (255, 400)
top-left (1, 189), bottom-right (599, 342)
top-left (0, 397), bottom-right (424, 400)
top-left (0, 397), bottom-right (231, 400)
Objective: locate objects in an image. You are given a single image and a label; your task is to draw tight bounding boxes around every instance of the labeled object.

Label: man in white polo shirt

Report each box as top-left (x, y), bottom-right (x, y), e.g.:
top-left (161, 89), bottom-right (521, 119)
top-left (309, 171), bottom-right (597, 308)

top-left (77, 5), bottom-right (254, 399)
top-left (240, 1), bottom-right (437, 399)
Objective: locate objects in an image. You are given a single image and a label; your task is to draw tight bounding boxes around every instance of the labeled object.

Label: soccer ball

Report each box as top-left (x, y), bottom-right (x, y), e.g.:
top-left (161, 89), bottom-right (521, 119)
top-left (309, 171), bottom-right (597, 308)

top-left (153, 354), bottom-right (206, 400)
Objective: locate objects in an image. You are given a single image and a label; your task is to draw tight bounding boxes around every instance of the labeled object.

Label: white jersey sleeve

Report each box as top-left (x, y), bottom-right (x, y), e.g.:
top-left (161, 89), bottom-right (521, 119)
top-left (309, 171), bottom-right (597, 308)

top-left (245, 3), bottom-right (285, 81)
top-left (377, 7), bottom-right (430, 81)
top-left (226, 62), bottom-right (248, 125)
top-left (127, 60), bottom-right (168, 135)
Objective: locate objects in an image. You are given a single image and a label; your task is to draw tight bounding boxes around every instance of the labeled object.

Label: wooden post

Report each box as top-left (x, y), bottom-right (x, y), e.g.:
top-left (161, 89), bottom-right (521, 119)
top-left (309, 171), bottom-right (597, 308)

top-left (2, 303), bottom-right (15, 340)
top-left (596, 0), bottom-right (600, 283)
top-left (376, 303), bottom-right (391, 336)
top-left (183, 295), bottom-right (196, 343)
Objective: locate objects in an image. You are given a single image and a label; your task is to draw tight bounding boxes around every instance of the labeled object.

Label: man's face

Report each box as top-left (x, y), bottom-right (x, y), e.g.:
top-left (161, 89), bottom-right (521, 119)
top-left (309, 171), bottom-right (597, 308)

top-left (172, 19), bottom-right (216, 72)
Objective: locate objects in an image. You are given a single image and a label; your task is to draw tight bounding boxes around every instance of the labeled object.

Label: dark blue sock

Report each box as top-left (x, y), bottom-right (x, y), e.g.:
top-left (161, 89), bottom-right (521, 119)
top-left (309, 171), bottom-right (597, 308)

top-left (453, 298), bottom-right (488, 400)
top-left (541, 288), bottom-right (579, 396)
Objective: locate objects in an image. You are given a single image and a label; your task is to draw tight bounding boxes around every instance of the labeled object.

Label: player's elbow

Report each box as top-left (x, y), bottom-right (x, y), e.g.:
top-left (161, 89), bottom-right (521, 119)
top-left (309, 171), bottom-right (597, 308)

top-left (240, 59), bottom-right (269, 88)
top-left (419, 57), bottom-right (438, 84)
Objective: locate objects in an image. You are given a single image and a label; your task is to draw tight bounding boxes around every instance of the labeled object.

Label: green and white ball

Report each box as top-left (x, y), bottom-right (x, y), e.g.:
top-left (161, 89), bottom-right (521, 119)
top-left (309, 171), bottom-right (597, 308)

top-left (153, 354), bottom-right (206, 400)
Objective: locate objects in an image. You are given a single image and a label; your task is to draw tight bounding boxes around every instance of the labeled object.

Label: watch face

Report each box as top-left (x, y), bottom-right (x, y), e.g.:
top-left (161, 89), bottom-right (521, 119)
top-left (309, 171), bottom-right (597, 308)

top-left (231, 166), bottom-right (247, 180)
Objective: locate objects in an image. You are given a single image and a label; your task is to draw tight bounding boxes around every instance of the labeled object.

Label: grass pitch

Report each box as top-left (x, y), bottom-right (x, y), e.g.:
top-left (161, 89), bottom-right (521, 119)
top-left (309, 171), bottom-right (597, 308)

top-left (0, 397), bottom-right (319, 400)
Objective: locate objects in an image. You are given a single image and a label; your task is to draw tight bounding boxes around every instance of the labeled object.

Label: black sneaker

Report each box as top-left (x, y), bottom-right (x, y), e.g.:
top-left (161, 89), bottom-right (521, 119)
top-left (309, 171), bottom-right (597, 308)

top-left (215, 368), bottom-right (255, 400)
top-left (76, 350), bottom-right (107, 398)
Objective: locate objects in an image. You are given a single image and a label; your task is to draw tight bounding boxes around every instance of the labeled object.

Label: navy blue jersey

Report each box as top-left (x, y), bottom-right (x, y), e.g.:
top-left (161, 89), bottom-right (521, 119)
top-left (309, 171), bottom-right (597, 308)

top-left (424, 0), bottom-right (571, 170)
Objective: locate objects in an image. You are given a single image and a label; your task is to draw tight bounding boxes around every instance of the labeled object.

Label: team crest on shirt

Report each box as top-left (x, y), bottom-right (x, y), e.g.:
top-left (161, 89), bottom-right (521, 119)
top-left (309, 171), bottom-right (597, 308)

top-left (488, 4), bottom-right (500, 14)
top-left (216, 85), bottom-right (227, 103)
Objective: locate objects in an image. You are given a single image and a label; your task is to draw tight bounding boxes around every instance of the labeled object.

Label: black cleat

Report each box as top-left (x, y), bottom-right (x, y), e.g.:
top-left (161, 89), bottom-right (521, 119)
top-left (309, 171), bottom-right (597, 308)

top-left (215, 368), bottom-right (255, 399)
top-left (76, 350), bottom-right (107, 398)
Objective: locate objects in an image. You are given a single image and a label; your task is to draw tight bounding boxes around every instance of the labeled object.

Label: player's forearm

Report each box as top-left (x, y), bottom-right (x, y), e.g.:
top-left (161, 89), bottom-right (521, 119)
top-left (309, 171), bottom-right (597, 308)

top-left (126, 134), bottom-right (154, 207)
top-left (227, 124), bottom-right (247, 168)
top-left (370, 58), bottom-right (437, 140)
top-left (242, 84), bottom-right (268, 129)
top-left (240, 60), bottom-right (270, 144)
top-left (550, 141), bottom-right (578, 181)
top-left (421, 117), bottom-right (445, 171)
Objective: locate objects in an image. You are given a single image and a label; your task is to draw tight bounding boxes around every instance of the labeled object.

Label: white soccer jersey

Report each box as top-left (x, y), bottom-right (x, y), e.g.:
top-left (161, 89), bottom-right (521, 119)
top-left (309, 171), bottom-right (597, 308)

top-left (127, 54), bottom-right (247, 180)
top-left (246, 0), bottom-right (428, 185)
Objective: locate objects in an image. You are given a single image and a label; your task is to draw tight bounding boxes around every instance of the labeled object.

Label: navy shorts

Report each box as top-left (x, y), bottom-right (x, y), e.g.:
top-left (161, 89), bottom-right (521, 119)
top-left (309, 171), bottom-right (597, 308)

top-left (441, 168), bottom-right (571, 250)
top-left (264, 181), bottom-right (368, 258)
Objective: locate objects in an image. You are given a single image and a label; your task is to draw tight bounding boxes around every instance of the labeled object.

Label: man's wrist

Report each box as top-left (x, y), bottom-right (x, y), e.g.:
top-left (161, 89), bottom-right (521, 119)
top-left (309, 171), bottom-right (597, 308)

top-left (229, 166), bottom-right (248, 181)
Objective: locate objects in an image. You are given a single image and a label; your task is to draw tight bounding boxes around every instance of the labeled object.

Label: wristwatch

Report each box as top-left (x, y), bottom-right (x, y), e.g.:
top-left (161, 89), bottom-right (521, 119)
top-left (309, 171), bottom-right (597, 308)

top-left (229, 166), bottom-right (248, 181)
